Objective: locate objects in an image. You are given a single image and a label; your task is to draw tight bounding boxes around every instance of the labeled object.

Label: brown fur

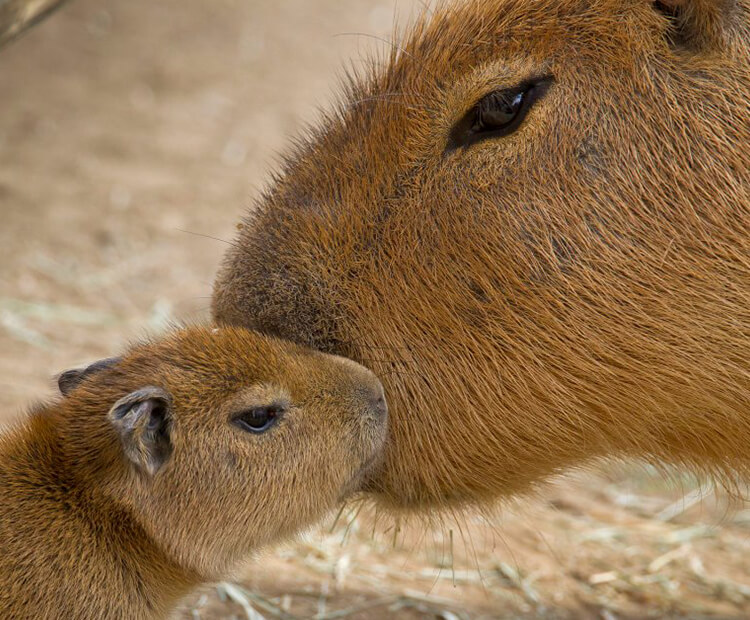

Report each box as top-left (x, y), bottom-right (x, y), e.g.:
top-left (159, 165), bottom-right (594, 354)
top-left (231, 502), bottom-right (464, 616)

top-left (0, 326), bottom-right (386, 619)
top-left (212, 0), bottom-right (749, 510)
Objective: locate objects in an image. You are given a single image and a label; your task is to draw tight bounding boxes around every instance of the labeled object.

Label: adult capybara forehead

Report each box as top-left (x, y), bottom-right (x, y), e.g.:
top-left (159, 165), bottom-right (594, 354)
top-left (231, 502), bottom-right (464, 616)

top-left (377, 0), bottom-right (748, 91)
top-left (267, 0), bottom-right (671, 198)
top-left (377, 0), bottom-right (658, 87)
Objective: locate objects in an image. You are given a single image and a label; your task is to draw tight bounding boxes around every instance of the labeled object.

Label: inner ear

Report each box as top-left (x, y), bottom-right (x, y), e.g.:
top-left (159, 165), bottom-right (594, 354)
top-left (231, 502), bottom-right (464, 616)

top-left (654, 0), bottom-right (733, 51)
top-left (655, 0), bottom-right (690, 47)
top-left (58, 357), bottom-right (122, 396)
top-left (109, 386), bottom-right (173, 477)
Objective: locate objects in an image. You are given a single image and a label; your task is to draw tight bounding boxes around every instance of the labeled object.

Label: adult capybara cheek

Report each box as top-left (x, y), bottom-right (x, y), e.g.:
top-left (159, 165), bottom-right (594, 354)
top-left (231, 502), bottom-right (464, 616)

top-left (362, 392), bottom-right (528, 510)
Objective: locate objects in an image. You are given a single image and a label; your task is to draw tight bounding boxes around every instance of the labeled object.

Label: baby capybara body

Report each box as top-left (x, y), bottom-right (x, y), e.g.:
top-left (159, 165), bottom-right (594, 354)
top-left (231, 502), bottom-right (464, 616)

top-left (213, 0), bottom-right (750, 509)
top-left (0, 326), bottom-right (386, 619)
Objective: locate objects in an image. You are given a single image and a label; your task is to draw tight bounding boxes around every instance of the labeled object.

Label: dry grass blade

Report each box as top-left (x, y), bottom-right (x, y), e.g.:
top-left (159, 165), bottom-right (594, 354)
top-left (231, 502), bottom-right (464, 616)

top-left (588, 571), bottom-right (619, 586)
top-left (216, 583), bottom-right (267, 620)
top-left (221, 584), bottom-right (299, 620)
top-left (0, 0), bottom-right (70, 48)
top-left (648, 544), bottom-right (690, 573)
top-left (401, 589), bottom-right (471, 611)
top-left (496, 562), bottom-right (540, 605)
top-left (660, 525), bottom-right (715, 544)
top-left (656, 486), bottom-right (713, 522)
top-left (313, 595), bottom-right (398, 619)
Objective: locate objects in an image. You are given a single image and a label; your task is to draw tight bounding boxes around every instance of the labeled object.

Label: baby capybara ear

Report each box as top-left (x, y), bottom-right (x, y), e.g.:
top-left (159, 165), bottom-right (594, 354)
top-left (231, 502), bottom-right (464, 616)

top-left (108, 386), bottom-right (173, 477)
top-left (57, 357), bottom-right (121, 396)
top-left (654, 0), bottom-right (737, 49)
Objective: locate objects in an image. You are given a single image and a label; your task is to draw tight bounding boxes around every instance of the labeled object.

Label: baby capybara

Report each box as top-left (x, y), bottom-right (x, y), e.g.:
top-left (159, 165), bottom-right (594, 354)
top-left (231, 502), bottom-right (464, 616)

top-left (213, 0), bottom-right (750, 509)
top-left (0, 326), bottom-right (387, 619)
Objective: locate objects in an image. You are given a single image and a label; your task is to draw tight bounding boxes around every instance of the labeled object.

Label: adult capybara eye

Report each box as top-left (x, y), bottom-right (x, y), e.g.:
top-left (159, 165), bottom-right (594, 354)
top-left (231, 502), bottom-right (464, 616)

top-left (232, 406), bottom-right (284, 434)
top-left (446, 76), bottom-right (553, 151)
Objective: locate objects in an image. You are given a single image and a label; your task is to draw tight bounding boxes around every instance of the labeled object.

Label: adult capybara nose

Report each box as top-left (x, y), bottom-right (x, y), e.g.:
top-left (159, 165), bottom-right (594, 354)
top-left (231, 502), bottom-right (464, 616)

top-left (212, 215), bottom-right (344, 354)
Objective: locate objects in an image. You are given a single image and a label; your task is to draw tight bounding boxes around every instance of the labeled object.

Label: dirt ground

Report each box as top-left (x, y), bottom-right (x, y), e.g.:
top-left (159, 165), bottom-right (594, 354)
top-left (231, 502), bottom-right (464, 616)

top-left (1, 1), bottom-right (749, 618)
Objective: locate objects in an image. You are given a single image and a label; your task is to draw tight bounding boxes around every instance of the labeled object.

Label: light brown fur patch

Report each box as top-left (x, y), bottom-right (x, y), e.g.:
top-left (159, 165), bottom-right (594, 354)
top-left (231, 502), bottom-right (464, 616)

top-left (213, 0), bottom-right (749, 510)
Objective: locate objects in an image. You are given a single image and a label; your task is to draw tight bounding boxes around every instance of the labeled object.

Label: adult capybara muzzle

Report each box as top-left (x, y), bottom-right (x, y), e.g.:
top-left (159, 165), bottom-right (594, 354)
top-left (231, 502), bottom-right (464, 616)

top-left (213, 0), bottom-right (750, 511)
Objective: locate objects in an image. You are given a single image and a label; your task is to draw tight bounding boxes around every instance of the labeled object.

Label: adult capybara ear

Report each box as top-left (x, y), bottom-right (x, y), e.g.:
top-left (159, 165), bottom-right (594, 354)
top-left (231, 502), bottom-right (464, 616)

top-left (58, 357), bottom-right (121, 396)
top-left (654, 0), bottom-right (738, 50)
top-left (108, 386), bottom-right (173, 477)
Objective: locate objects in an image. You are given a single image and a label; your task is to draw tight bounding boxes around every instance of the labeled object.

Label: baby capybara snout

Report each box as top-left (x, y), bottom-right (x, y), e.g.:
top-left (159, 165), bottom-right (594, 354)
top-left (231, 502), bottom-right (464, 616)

top-left (0, 325), bottom-right (387, 619)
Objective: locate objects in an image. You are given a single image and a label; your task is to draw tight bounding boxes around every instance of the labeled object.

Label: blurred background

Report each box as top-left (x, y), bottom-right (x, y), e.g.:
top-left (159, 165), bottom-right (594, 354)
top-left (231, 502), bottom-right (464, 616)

top-left (1, 1), bottom-right (749, 617)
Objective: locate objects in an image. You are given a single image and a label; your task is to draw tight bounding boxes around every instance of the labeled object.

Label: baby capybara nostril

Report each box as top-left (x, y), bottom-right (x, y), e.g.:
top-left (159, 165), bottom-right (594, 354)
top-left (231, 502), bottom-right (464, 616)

top-left (362, 375), bottom-right (388, 418)
top-left (368, 386), bottom-right (388, 420)
top-left (352, 374), bottom-right (388, 422)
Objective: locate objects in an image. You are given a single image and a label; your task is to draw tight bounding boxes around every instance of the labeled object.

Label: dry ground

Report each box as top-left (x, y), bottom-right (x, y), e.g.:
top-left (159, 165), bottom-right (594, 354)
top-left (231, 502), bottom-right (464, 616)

top-left (1, 1), bottom-right (749, 618)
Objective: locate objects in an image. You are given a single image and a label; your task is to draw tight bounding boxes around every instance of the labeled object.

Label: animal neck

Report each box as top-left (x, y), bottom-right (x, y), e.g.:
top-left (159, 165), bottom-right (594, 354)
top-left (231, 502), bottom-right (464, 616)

top-left (0, 410), bottom-right (200, 619)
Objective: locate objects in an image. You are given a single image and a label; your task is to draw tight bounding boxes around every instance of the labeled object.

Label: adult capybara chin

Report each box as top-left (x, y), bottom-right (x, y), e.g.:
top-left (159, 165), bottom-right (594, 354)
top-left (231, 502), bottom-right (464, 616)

top-left (0, 326), bottom-right (386, 619)
top-left (212, 0), bottom-right (749, 510)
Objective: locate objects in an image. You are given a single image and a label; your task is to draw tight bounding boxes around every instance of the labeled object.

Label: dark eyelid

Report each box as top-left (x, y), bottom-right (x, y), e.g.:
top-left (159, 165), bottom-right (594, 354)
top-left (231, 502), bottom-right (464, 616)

top-left (446, 76), bottom-right (554, 152)
top-left (228, 397), bottom-right (289, 420)
top-left (229, 401), bottom-right (288, 434)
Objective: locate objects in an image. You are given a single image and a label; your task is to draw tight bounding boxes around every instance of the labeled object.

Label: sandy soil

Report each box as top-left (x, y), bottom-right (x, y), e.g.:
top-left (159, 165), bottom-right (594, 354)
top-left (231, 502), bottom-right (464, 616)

top-left (1, 1), bottom-right (749, 618)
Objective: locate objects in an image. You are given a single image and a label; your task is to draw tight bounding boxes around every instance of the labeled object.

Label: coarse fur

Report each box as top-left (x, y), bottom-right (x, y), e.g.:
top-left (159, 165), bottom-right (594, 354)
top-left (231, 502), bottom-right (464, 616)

top-left (0, 326), bottom-right (387, 619)
top-left (212, 0), bottom-right (750, 510)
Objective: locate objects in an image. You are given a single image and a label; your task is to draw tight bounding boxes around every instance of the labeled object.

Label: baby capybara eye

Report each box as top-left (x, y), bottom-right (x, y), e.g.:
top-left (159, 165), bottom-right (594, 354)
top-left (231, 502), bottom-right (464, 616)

top-left (447, 76), bottom-right (553, 150)
top-left (232, 405), bottom-right (284, 434)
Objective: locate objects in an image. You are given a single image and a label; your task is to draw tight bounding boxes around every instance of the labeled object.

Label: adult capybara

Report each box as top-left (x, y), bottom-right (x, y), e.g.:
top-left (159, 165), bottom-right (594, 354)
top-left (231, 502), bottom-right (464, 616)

top-left (0, 326), bottom-right (387, 619)
top-left (212, 0), bottom-right (749, 511)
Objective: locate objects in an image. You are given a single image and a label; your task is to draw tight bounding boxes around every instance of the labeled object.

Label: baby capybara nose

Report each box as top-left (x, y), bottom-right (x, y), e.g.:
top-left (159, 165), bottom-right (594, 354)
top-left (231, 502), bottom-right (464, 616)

top-left (352, 374), bottom-right (388, 422)
top-left (367, 382), bottom-right (388, 420)
top-left (339, 359), bottom-right (388, 421)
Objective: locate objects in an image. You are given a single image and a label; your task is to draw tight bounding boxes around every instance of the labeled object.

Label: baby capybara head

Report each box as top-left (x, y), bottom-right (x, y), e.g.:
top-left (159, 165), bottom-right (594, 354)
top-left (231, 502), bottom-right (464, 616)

top-left (55, 326), bottom-right (387, 576)
top-left (213, 0), bottom-right (750, 510)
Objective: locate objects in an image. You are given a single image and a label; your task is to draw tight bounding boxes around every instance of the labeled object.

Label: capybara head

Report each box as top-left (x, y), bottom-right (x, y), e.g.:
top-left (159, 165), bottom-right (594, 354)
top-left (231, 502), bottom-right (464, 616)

top-left (212, 0), bottom-right (750, 510)
top-left (53, 326), bottom-right (387, 576)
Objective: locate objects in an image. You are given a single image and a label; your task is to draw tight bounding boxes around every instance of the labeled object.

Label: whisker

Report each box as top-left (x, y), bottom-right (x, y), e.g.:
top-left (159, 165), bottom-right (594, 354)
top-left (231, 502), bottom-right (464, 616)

top-left (354, 357), bottom-right (412, 365)
top-left (329, 502), bottom-right (349, 534)
top-left (348, 93), bottom-right (435, 114)
top-left (333, 32), bottom-right (439, 82)
top-left (176, 229), bottom-right (242, 250)
top-left (341, 501), bottom-right (365, 547)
